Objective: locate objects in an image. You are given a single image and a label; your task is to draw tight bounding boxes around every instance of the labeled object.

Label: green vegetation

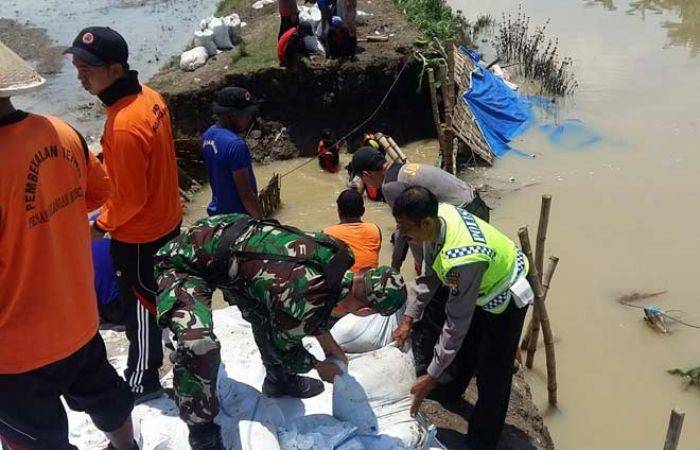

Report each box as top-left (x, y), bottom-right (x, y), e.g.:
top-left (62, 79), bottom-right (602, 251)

top-left (216, 0), bottom-right (248, 17)
top-left (669, 366), bottom-right (700, 385)
top-left (229, 19), bottom-right (278, 73)
top-left (395, 0), bottom-right (457, 41)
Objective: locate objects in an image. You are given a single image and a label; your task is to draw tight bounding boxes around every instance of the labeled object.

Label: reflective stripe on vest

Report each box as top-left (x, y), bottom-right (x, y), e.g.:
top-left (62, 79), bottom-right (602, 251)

top-left (432, 204), bottom-right (528, 314)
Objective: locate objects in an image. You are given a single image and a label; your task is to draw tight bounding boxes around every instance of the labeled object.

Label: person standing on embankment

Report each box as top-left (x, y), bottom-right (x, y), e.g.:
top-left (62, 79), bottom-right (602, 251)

top-left (0, 41), bottom-right (138, 450)
top-left (201, 87), bottom-right (263, 218)
top-left (65, 26), bottom-right (182, 403)
top-left (278, 0), bottom-right (299, 39)
top-left (391, 186), bottom-right (532, 450)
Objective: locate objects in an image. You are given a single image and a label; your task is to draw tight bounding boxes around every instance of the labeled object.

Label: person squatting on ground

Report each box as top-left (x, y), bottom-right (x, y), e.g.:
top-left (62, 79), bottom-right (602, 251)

top-left (0, 41), bottom-right (137, 449)
top-left (202, 87), bottom-right (263, 218)
top-left (391, 186), bottom-right (533, 450)
top-left (154, 214), bottom-right (407, 450)
top-left (66, 26), bottom-right (182, 402)
top-left (277, 22), bottom-right (315, 67)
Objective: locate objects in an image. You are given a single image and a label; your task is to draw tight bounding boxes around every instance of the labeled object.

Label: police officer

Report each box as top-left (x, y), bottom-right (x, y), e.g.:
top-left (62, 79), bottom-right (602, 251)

top-left (155, 214), bottom-right (407, 450)
top-left (391, 186), bottom-right (532, 450)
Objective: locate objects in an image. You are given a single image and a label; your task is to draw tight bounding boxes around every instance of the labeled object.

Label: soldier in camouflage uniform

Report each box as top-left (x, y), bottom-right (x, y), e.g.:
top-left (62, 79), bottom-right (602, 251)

top-left (154, 214), bottom-right (407, 450)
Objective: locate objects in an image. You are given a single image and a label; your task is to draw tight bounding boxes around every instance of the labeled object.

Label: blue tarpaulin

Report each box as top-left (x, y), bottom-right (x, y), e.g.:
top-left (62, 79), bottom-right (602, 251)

top-left (461, 47), bottom-right (534, 157)
top-left (539, 119), bottom-right (602, 150)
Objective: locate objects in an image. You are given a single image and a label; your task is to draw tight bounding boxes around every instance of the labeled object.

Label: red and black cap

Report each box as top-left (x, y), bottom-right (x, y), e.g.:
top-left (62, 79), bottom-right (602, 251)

top-left (64, 27), bottom-right (129, 68)
top-left (213, 87), bottom-right (260, 116)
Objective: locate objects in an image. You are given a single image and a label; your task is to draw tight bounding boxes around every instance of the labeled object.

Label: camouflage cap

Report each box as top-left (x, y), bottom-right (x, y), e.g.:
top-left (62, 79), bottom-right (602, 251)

top-left (363, 266), bottom-right (407, 316)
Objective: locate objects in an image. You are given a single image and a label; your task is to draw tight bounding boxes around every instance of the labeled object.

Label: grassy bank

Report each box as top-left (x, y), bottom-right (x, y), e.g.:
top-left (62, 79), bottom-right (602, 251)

top-left (394, 0), bottom-right (457, 41)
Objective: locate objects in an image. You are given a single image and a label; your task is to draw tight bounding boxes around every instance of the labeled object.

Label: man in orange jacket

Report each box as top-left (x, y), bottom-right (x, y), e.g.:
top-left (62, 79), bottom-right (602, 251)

top-left (0, 41), bottom-right (137, 449)
top-left (66, 27), bottom-right (182, 402)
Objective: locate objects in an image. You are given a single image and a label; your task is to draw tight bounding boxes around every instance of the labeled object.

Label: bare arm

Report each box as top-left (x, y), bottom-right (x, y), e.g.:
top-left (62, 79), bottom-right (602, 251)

top-left (232, 168), bottom-right (263, 219)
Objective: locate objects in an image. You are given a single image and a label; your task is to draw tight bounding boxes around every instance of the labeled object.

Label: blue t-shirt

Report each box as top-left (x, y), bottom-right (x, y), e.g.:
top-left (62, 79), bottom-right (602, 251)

top-left (89, 212), bottom-right (119, 306)
top-left (202, 125), bottom-right (258, 216)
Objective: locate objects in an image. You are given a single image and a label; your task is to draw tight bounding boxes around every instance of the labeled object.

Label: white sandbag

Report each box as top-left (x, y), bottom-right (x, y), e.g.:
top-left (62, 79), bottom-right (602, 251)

top-left (209, 17), bottom-right (234, 50)
top-left (223, 13), bottom-right (242, 39)
top-left (279, 415), bottom-right (357, 450)
top-left (179, 46), bottom-right (209, 71)
top-left (240, 420), bottom-right (282, 450)
top-left (334, 345), bottom-right (430, 449)
top-left (302, 35), bottom-right (325, 56)
top-left (194, 29), bottom-right (218, 56)
top-left (299, 5), bottom-right (322, 28)
top-left (330, 309), bottom-right (403, 353)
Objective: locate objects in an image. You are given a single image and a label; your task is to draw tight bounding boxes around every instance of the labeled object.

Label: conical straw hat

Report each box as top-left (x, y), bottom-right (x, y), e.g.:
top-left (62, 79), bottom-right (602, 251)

top-left (0, 40), bottom-right (45, 97)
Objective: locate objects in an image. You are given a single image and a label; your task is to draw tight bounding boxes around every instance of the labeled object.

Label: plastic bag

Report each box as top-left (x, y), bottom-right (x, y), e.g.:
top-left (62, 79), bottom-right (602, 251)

top-left (331, 309), bottom-right (403, 354)
top-left (209, 17), bottom-right (234, 50)
top-left (194, 29), bottom-right (218, 56)
top-left (179, 47), bottom-right (209, 71)
top-left (333, 345), bottom-right (430, 449)
top-left (278, 415), bottom-right (357, 450)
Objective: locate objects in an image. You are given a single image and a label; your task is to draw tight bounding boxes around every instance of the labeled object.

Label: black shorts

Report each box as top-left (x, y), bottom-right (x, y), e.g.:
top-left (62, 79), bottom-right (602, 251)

top-left (0, 333), bottom-right (133, 449)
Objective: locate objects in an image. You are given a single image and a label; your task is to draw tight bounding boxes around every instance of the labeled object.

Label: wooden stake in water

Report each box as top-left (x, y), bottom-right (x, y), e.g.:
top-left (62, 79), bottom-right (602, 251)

top-left (519, 226), bottom-right (558, 406)
top-left (663, 408), bottom-right (685, 450)
top-left (525, 256), bottom-right (559, 368)
top-left (427, 68), bottom-right (443, 143)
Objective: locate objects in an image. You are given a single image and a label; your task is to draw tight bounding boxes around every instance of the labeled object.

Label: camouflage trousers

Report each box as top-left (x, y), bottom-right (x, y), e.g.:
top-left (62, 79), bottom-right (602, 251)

top-left (168, 296), bottom-right (290, 426)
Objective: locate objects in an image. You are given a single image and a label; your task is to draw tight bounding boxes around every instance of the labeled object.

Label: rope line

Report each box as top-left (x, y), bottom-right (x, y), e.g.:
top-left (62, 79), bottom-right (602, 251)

top-left (280, 57), bottom-right (412, 179)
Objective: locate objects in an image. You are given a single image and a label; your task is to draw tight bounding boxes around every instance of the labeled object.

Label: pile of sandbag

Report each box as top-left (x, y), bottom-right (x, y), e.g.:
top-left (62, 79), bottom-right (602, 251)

top-left (180, 14), bottom-right (244, 71)
top-left (66, 307), bottom-right (445, 449)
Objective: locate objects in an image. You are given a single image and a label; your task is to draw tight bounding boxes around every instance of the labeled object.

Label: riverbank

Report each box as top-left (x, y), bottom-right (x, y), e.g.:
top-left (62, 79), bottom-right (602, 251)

top-left (149, 0), bottom-right (436, 179)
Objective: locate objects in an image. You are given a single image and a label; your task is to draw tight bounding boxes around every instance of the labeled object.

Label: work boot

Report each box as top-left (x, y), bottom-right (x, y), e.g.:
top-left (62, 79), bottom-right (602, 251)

top-left (262, 374), bottom-right (325, 398)
top-left (188, 422), bottom-right (224, 450)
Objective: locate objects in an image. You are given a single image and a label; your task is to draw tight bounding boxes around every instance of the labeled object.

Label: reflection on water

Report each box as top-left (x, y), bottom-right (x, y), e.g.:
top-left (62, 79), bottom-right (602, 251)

top-left (588, 0), bottom-right (700, 54)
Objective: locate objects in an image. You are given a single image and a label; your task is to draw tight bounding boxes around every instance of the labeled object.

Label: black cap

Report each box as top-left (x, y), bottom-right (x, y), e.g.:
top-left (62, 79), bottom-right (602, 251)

top-left (350, 147), bottom-right (386, 175)
top-left (64, 27), bottom-right (129, 68)
top-left (213, 87), bottom-right (260, 116)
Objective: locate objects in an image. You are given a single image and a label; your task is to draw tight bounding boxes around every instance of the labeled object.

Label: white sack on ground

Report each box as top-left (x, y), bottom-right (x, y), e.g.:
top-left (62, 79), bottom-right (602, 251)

top-left (179, 46), bottom-right (209, 71)
top-left (209, 17), bottom-right (234, 49)
top-left (194, 29), bottom-right (218, 56)
top-left (331, 309), bottom-right (403, 354)
top-left (333, 345), bottom-right (431, 448)
top-left (223, 13), bottom-right (242, 39)
top-left (65, 307), bottom-right (444, 449)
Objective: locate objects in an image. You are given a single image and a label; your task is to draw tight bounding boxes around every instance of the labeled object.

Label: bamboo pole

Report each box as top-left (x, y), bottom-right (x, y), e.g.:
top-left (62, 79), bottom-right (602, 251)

top-left (524, 256), bottom-right (559, 368)
top-left (535, 195), bottom-right (552, 277)
top-left (663, 408), bottom-right (685, 450)
top-left (446, 40), bottom-right (455, 126)
top-left (518, 226), bottom-right (558, 406)
top-left (427, 68), bottom-right (444, 145)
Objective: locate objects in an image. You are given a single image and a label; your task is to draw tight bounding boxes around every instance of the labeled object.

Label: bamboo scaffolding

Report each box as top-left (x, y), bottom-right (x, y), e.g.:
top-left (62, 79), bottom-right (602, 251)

top-left (518, 226), bottom-right (558, 406)
top-left (258, 173), bottom-right (281, 218)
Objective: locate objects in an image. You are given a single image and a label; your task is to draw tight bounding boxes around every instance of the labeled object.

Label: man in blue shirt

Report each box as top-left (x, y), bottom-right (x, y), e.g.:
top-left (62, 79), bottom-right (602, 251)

top-left (202, 87), bottom-right (263, 218)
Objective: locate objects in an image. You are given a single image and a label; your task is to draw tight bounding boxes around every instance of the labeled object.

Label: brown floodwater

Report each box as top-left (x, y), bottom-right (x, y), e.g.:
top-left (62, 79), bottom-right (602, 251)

top-left (448, 0), bottom-right (700, 448)
top-left (189, 1), bottom-right (700, 448)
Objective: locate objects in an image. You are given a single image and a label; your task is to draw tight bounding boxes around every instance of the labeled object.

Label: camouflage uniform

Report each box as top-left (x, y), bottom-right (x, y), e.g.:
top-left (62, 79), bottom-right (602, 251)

top-left (155, 214), bottom-right (356, 425)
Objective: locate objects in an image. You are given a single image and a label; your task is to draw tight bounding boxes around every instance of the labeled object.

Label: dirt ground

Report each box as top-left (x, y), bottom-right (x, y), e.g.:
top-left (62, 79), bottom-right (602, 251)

top-left (422, 368), bottom-right (554, 449)
top-left (0, 18), bottom-right (65, 75)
